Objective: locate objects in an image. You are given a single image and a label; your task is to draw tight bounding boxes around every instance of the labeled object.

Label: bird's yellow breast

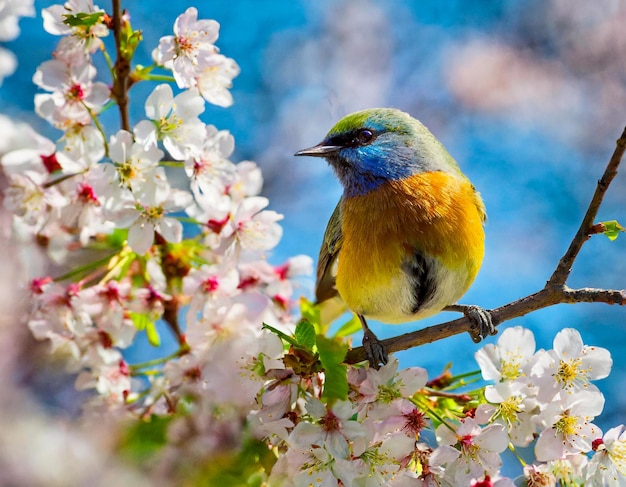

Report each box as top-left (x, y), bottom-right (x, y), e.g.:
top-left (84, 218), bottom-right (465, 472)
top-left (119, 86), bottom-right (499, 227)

top-left (336, 170), bottom-right (485, 322)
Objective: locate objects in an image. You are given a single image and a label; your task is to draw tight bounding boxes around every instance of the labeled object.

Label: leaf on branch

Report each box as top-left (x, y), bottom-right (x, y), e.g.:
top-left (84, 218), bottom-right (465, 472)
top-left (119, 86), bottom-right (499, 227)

top-left (146, 320), bottom-right (161, 347)
top-left (294, 320), bottom-right (316, 350)
top-left (63, 12), bottom-right (105, 28)
top-left (317, 335), bottom-right (348, 402)
top-left (299, 298), bottom-right (323, 333)
top-left (600, 220), bottom-right (625, 241)
top-left (121, 22), bottom-right (143, 60)
top-left (262, 323), bottom-right (297, 347)
top-left (119, 414), bottom-right (171, 463)
top-left (130, 312), bottom-right (160, 347)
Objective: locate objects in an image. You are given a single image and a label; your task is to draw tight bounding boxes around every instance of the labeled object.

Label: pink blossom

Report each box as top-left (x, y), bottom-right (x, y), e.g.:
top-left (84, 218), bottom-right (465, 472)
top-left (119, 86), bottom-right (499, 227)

top-left (153, 7), bottom-right (220, 89)
top-left (134, 84), bottom-right (205, 160)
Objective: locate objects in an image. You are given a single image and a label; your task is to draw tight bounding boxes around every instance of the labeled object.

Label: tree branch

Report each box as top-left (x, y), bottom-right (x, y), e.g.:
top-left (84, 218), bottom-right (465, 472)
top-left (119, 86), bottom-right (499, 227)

top-left (548, 126), bottom-right (626, 286)
top-left (110, 0), bottom-right (130, 131)
top-left (345, 126), bottom-right (626, 365)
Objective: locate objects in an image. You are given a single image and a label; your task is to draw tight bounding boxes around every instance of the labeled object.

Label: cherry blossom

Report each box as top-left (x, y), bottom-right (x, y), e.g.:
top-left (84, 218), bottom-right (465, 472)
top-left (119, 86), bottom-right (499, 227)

top-left (184, 124), bottom-right (236, 196)
top-left (153, 7), bottom-right (220, 89)
top-left (109, 177), bottom-right (192, 254)
top-left (33, 58), bottom-right (110, 128)
top-left (474, 381), bottom-right (539, 447)
top-left (431, 417), bottom-right (509, 485)
top-left (534, 327), bottom-right (612, 401)
top-left (475, 325), bottom-right (536, 383)
top-left (42, 0), bottom-right (109, 52)
top-left (197, 53), bottom-right (240, 107)
top-left (104, 129), bottom-right (164, 194)
top-left (586, 424), bottom-right (626, 486)
top-left (534, 389), bottom-right (604, 461)
top-left (134, 84), bottom-right (205, 160)
top-left (229, 196), bottom-right (284, 251)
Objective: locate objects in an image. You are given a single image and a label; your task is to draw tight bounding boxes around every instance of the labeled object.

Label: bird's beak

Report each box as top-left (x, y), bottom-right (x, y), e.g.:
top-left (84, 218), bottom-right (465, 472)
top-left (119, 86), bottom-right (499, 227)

top-left (294, 143), bottom-right (342, 157)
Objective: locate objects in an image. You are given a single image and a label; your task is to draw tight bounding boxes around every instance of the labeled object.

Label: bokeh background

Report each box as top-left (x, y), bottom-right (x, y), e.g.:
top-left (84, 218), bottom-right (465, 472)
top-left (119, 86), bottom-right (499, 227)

top-left (2, 0), bottom-right (626, 457)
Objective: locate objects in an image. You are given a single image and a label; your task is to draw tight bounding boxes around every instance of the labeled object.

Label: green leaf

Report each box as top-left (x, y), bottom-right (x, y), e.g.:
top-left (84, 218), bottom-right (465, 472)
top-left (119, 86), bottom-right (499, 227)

top-left (300, 298), bottom-right (322, 333)
top-left (145, 320), bottom-right (161, 347)
top-left (121, 22), bottom-right (143, 60)
top-left (295, 320), bottom-right (316, 350)
top-left (601, 220), bottom-right (625, 241)
top-left (119, 414), bottom-right (171, 463)
top-left (317, 335), bottom-right (348, 402)
top-left (334, 315), bottom-right (361, 338)
top-left (130, 311), bottom-right (148, 331)
top-left (130, 312), bottom-right (160, 346)
top-left (63, 12), bottom-right (105, 28)
top-left (262, 323), bottom-right (297, 346)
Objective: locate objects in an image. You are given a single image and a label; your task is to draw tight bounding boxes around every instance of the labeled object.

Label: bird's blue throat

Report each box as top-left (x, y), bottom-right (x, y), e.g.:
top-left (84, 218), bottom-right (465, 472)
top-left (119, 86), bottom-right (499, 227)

top-left (328, 144), bottom-right (420, 198)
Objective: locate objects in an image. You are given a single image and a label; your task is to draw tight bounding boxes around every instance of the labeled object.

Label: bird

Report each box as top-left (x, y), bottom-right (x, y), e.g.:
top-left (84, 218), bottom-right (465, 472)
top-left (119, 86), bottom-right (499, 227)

top-left (294, 108), bottom-right (494, 368)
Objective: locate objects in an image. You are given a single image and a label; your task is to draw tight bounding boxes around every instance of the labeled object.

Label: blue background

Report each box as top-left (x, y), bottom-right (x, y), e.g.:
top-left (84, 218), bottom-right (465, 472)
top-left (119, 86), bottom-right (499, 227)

top-left (3, 0), bottom-right (626, 451)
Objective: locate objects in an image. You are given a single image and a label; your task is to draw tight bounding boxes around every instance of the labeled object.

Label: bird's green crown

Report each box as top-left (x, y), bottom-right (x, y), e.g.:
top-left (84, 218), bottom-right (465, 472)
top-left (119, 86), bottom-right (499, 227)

top-left (327, 108), bottom-right (412, 139)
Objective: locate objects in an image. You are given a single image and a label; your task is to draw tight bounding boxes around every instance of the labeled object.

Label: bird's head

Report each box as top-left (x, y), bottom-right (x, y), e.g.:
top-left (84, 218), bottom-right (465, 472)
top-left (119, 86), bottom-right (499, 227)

top-left (295, 108), bottom-right (461, 197)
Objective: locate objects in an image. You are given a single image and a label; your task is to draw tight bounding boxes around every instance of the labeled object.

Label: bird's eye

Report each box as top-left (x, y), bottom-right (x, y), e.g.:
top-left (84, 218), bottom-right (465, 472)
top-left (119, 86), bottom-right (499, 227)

top-left (356, 129), bottom-right (374, 145)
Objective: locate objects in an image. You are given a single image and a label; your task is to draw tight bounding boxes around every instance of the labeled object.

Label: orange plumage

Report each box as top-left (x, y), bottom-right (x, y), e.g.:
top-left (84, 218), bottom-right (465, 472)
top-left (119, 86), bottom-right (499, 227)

top-left (338, 171), bottom-right (485, 323)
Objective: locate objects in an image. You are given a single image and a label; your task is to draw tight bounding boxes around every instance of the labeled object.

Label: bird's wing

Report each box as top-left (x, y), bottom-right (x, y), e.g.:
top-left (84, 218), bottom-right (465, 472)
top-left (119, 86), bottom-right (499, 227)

top-left (315, 200), bottom-right (343, 304)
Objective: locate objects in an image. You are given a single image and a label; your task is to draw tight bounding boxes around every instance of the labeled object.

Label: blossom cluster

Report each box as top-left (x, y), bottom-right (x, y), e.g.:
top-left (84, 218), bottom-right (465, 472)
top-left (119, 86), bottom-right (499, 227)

top-left (1, 2), bottom-right (309, 416)
top-left (2, 2), bottom-right (626, 486)
top-left (473, 326), bottom-right (624, 486)
top-left (249, 325), bottom-right (623, 486)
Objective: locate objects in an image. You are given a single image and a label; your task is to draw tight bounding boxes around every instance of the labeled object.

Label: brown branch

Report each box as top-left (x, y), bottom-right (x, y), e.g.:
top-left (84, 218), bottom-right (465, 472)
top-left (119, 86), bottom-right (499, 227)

top-left (111, 0), bottom-right (130, 131)
top-left (346, 287), bottom-right (626, 363)
top-left (548, 126), bottom-right (626, 286)
top-left (345, 126), bottom-right (626, 365)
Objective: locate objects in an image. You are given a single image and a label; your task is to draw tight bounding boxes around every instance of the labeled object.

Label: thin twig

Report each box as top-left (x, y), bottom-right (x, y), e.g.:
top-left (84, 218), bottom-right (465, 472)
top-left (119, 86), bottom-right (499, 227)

top-left (346, 126), bottom-right (626, 365)
top-left (548, 126), bottom-right (626, 286)
top-left (111, 0), bottom-right (130, 131)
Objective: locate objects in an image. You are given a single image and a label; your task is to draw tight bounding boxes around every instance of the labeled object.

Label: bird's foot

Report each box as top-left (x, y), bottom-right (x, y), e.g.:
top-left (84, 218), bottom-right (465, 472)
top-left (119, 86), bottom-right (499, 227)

top-left (445, 304), bottom-right (496, 343)
top-left (358, 315), bottom-right (388, 369)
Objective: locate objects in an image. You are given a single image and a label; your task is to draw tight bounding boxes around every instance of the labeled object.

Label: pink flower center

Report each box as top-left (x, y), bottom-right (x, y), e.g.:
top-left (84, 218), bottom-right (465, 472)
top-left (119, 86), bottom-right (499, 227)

top-left (101, 282), bottom-right (121, 304)
top-left (98, 330), bottom-right (113, 349)
top-left (460, 434), bottom-right (474, 450)
top-left (78, 182), bottom-right (99, 203)
top-left (238, 276), bottom-right (258, 290)
top-left (184, 366), bottom-right (202, 381)
top-left (402, 407), bottom-right (427, 436)
top-left (30, 276), bottom-right (52, 294)
top-left (67, 83), bottom-right (85, 101)
top-left (274, 263), bottom-right (289, 280)
top-left (320, 410), bottom-right (341, 433)
top-left (471, 475), bottom-right (493, 487)
top-left (176, 36), bottom-right (195, 56)
top-left (119, 359), bottom-right (130, 376)
top-left (273, 294), bottom-right (289, 310)
top-left (207, 215), bottom-right (229, 234)
top-left (592, 438), bottom-right (604, 451)
top-left (203, 277), bottom-right (219, 293)
top-left (41, 153), bottom-right (62, 173)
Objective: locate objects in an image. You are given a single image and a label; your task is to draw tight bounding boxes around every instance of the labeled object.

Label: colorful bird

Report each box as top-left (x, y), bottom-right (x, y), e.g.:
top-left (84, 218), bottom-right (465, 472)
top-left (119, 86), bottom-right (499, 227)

top-left (295, 108), bottom-right (494, 367)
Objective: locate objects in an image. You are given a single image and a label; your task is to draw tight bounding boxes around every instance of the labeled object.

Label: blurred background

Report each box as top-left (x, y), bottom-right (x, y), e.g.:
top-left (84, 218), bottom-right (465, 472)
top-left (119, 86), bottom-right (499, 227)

top-left (2, 0), bottom-right (626, 467)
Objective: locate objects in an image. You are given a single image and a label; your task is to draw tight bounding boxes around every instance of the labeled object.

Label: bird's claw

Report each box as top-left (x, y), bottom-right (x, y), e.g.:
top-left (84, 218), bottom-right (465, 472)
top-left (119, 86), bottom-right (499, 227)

top-left (362, 328), bottom-right (388, 369)
top-left (464, 305), bottom-right (496, 342)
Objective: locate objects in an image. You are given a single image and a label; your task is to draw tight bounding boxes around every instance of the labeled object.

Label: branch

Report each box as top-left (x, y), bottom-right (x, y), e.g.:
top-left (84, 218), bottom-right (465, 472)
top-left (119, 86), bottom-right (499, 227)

top-left (548, 126), bottom-right (626, 286)
top-left (346, 287), bottom-right (626, 363)
top-left (110, 0), bottom-right (130, 131)
top-left (345, 126), bottom-right (626, 365)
